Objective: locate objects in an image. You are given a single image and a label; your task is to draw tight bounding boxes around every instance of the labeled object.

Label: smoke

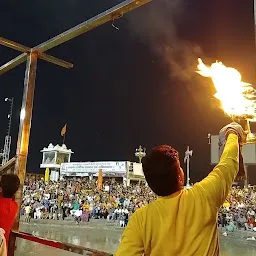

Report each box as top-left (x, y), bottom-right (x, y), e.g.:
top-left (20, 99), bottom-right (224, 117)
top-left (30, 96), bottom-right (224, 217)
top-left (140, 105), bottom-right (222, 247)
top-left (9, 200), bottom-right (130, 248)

top-left (127, 0), bottom-right (202, 82)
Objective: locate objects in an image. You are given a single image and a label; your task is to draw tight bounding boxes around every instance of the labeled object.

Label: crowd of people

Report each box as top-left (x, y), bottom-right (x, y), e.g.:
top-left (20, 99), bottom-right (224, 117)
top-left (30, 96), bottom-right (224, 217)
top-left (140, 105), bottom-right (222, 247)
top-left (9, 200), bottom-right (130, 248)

top-left (21, 176), bottom-right (256, 232)
top-left (0, 123), bottom-right (252, 256)
top-left (21, 177), bottom-right (155, 227)
top-left (219, 186), bottom-right (256, 232)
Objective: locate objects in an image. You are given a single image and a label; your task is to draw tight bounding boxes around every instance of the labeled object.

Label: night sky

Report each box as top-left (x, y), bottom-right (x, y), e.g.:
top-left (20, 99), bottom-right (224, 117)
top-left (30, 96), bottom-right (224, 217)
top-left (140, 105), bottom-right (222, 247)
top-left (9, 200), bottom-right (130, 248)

top-left (0, 0), bottom-right (256, 183)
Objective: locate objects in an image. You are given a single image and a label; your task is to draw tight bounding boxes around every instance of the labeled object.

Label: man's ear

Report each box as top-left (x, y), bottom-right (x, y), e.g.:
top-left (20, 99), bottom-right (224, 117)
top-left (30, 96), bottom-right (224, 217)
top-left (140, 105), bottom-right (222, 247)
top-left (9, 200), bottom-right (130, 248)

top-left (178, 167), bottom-right (184, 187)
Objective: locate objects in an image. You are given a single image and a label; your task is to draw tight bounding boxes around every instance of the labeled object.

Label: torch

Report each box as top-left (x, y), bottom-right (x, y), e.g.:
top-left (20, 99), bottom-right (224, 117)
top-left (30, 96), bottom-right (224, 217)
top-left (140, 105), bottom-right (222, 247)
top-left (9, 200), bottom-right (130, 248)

top-left (245, 120), bottom-right (256, 143)
top-left (197, 58), bottom-right (256, 180)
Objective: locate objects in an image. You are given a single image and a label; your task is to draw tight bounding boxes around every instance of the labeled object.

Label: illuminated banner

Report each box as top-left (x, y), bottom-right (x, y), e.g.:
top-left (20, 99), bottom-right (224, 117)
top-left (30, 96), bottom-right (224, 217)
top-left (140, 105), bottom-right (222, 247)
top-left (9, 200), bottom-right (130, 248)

top-left (60, 161), bottom-right (127, 176)
top-left (133, 163), bottom-right (144, 177)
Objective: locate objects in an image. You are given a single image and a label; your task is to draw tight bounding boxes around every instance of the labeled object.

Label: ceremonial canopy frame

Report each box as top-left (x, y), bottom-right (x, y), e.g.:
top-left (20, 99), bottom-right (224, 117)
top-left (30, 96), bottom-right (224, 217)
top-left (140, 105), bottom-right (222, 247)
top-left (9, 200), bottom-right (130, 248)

top-left (0, 0), bottom-right (152, 254)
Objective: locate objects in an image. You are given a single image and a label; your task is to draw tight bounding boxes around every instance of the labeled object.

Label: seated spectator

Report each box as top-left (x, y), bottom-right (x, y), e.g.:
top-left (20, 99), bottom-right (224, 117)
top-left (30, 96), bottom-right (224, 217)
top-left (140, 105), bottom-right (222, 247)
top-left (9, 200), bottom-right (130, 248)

top-left (226, 220), bottom-right (236, 232)
top-left (247, 208), bottom-right (255, 218)
top-left (236, 214), bottom-right (247, 230)
top-left (245, 216), bottom-right (255, 231)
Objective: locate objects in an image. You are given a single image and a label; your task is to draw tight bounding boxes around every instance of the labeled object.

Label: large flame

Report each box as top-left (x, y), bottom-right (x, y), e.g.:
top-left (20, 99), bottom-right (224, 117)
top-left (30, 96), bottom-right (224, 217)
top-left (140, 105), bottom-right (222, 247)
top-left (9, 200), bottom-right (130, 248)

top-left (197, 58), bottom-right (256, 122)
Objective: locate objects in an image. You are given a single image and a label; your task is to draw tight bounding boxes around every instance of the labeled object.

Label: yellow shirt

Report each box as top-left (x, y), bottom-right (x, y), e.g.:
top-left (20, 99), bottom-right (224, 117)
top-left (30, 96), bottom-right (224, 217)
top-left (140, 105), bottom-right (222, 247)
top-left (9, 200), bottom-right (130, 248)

top-left (115, 134), bottom-right (239, 256)
top-left (223, 201), bottom-right (230, 208)
top-left (83, 204), bottom-right (89, 211)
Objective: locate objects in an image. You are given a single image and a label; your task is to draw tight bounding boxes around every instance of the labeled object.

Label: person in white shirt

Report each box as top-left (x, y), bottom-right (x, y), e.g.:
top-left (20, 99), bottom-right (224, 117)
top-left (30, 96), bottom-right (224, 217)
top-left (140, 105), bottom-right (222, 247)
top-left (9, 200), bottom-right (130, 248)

top-left (123, 199), bottom-right (130, 209)
top-left (119, 213), bottom-right (126, 227)
top-left (121, 208), bottom-right (129, 215)
top-left (74, 209), bottom-right (82, 224)
top-left (247, 208), bottom-right (255, 217)
top-left (24, 205), bottom-right (31, 223)
top-left (44, 193), bottom-right (50, 200)
top-left (34, 207), bottom-right (42, 219)
top-left (237, 201), bottom-right (245, 208)
top-left (114, 208), bottom-right (121, 220)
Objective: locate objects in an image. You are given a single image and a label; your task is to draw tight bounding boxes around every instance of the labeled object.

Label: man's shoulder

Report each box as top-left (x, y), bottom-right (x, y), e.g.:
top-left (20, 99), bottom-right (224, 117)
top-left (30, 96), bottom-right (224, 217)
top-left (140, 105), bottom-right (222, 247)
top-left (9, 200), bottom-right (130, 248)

top-left (0, 198), bottom-right (17, 206)
top-left (0, 198), bottom-right (18, 214)
top-left (132, 205), bottom-right (149, 218)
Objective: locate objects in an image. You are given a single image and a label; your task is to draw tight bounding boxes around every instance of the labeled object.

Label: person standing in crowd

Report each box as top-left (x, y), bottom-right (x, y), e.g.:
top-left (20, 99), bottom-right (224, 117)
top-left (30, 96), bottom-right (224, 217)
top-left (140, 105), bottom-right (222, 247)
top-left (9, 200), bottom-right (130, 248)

top-left (115, 123), bottom-right (245, 256)
top-left (0, 174), bottom-right (20, 247)
top-left (74, 208), bottom-right (82, 224)
top-left (24, 205), bottom-right (31, 223)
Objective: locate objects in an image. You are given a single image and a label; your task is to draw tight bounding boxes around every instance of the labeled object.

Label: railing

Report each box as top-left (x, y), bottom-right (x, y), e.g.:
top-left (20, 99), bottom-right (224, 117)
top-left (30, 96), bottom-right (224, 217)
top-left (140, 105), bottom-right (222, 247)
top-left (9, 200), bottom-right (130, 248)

top-left (9, 231), bottom-right (113, 256)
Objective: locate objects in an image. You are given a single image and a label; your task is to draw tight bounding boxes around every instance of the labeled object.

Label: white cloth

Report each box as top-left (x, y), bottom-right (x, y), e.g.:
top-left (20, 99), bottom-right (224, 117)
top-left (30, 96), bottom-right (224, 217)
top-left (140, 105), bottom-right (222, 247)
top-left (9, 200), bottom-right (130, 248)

top-left (74, 210), bottom-right (82, 217)
top-left (0, 228), bottom-right (7, 256)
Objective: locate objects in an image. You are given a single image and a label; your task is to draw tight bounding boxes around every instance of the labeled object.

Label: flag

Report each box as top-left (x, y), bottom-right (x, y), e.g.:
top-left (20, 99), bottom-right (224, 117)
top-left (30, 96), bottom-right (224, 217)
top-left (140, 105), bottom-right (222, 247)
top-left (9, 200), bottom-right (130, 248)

top-left (45, 168), bottom-right (50, 182)
top-left (97, 169), bottom-right (103, 190)
top-left (61, 124), bottom-right (67, 136)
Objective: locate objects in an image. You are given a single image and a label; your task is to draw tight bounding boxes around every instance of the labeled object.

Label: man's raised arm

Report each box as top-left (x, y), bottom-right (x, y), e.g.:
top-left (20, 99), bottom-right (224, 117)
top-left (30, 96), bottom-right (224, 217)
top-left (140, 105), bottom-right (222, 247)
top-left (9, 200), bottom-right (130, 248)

top-left (194, 123), bottom-right (245, 208)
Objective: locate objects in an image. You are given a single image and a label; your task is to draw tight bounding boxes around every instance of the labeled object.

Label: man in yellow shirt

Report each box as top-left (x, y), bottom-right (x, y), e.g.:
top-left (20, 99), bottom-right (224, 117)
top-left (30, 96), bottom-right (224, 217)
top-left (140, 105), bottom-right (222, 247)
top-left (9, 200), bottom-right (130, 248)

top-left (115, 123), bottom-right (245, 256)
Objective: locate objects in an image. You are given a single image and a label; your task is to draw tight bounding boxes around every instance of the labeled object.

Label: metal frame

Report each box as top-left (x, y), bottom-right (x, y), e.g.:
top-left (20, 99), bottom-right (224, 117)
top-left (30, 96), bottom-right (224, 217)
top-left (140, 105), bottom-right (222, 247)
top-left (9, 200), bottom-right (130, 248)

top-left (0, 1), bottom-right (152, 255)
top-left (0, 37), bottom-right (73, 72)
top-left (0, 97), bottom-right (14, 165)
top-left (0, 0), bottom-right (151, 75)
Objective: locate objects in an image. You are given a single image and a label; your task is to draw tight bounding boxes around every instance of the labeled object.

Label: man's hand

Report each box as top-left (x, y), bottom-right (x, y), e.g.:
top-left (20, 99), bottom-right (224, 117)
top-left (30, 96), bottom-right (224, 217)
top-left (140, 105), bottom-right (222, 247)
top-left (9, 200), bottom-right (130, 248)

top-left (219, 122), bottom-right (246, 146)
top-left (218, 122), bottom-right (245, 158)
top-left (219, 122), bottom-right (246, 180)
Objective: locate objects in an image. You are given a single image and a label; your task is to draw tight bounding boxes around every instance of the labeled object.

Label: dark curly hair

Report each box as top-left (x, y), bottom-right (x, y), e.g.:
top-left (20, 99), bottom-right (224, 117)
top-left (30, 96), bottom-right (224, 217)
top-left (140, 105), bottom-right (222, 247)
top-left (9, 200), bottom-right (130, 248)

top-left (0, 174), bottom-right (20, 198)
top-left (142, 145), bottom-right (180, 196)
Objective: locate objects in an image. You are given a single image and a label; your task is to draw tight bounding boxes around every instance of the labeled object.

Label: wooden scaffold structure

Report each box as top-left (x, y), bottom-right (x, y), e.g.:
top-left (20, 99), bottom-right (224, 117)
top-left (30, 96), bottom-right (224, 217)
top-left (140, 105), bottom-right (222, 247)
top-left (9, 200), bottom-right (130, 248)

top-left (0, 0), bottom-right (152, 255)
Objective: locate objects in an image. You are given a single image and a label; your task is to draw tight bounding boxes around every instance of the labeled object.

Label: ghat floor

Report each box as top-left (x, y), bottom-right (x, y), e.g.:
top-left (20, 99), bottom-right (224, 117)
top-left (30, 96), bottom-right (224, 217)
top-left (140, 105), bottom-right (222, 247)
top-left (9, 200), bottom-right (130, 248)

top-left (15, 220), bottom-right (256, 256)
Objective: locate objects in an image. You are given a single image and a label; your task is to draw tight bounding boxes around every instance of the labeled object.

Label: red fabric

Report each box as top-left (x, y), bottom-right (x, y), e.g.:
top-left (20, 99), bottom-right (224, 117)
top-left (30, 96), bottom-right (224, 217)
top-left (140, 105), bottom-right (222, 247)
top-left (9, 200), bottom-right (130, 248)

top-left (0, 198), bottom-right (18, 244)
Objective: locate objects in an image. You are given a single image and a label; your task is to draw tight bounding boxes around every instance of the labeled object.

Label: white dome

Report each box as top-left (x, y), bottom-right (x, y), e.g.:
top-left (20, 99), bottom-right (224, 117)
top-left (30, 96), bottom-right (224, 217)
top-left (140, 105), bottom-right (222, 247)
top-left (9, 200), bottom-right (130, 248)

top-left (48, 143), bottom-right (54, 149)
top-left (54, 144), bottom-right (61, 150)
top-left (61, 144), bottom-right (67, 149)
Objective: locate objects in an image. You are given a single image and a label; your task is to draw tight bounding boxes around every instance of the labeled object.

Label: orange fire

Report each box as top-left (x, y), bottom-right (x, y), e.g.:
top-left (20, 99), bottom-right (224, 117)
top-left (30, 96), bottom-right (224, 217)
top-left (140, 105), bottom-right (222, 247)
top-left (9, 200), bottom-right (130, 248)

top-left (196, 58), bottom-right (256, 122)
